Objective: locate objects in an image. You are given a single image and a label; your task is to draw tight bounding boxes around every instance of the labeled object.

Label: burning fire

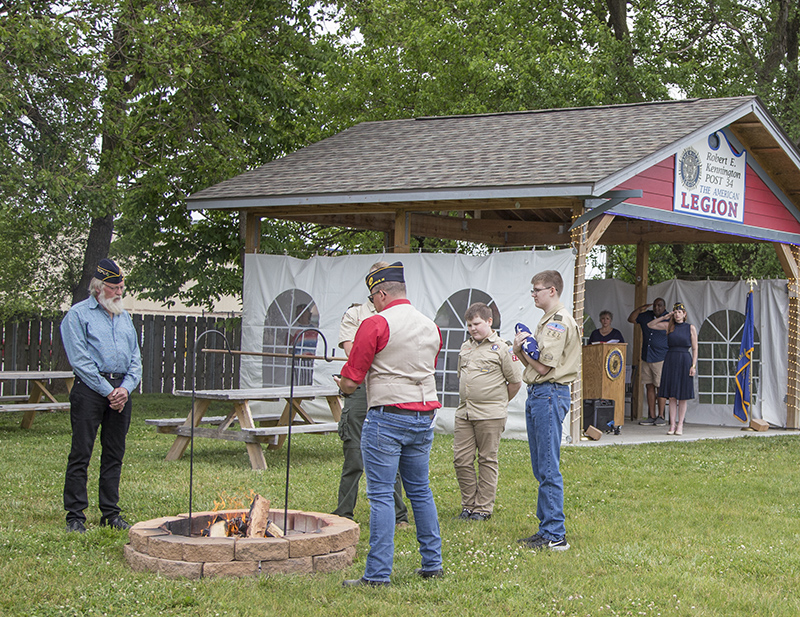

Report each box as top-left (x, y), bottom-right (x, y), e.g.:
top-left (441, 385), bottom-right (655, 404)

top-left (200, 491), bottom-right (281, 538)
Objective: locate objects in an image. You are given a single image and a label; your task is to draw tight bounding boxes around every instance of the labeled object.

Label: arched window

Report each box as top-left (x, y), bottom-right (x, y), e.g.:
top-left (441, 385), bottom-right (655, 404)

top-left (262, 290), bottom-right (319, 387)
top-left (434, 289), bottom-right (501, 407)
top-left (697, 310), bottom-right (760, 405)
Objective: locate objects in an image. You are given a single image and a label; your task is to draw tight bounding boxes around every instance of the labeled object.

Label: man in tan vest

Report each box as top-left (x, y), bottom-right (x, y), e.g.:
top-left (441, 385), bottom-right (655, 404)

top-left (333, 261), bottom-right (409, 528)
top-left (335, 262), bottom-right (443, 587)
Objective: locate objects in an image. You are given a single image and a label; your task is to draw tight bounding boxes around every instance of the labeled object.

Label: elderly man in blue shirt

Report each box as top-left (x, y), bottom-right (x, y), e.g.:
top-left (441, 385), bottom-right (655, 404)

top-left (61, 258), bottom-right (142, 533)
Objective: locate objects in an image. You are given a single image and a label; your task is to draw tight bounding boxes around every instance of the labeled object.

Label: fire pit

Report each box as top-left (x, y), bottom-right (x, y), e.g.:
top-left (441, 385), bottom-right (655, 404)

top-left (125, 508), bottom-right (359, 579)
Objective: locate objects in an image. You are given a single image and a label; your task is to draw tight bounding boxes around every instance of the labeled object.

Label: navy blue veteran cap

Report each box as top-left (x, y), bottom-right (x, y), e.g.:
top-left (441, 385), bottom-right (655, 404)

top-left (366, 261), bottom-right (404, 292)
top-left (95, 258), bottom-right (123, 284)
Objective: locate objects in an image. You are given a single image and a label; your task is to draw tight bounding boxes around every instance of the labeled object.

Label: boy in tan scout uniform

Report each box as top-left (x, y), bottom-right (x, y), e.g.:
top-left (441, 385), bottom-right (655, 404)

top-left (513, 269), bottom-right (580, 552)
top-left (454, 303), bottom-right (522, 521)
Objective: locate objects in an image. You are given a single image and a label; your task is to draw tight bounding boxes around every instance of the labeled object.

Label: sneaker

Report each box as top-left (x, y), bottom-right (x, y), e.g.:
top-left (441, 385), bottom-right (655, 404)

top-left (638, 417), bottom-right (656, 425)
top-left (517, 533), bottom-right (543, 547)
top-left (455, 508), bottom-right (473, 520)
top-left (342, 577), bottom-right (390, 588)
top-left (520, 534), bottom-right (570, 551)
top-left (395, 521), bottom-right (412, 530)
top-left (415, 568), bottom-right (444, 579)
top-left (654, 416), bottom-right (667, 426)
top-left (468, 511), bottom-right (491, 521)
top-left (100, 514), bottom-right (131, 531)
top-left (546, 537), bottom-right (570, 551)
top-left (66, 520), bottom-right (86, 534)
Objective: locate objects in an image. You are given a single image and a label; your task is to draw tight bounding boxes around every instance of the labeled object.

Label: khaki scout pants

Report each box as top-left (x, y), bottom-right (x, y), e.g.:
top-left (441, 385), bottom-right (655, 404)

top-left (453, 416), bottom-right (506, 515)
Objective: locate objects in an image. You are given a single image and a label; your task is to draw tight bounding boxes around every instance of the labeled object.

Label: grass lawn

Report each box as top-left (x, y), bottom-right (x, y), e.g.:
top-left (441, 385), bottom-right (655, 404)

top-left (1, 393), bottom-right (799, 616)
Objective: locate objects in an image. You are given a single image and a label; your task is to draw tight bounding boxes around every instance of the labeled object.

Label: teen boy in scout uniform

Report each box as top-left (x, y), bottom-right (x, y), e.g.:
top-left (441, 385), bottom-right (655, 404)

top-left (513, 269), bottom-right (580, 552)
top-left (454, 302), bottom-right (521, 521)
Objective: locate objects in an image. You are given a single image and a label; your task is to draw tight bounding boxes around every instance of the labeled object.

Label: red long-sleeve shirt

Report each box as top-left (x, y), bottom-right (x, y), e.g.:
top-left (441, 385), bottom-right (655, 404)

top-left (341, 299), bottom-right (442, 411)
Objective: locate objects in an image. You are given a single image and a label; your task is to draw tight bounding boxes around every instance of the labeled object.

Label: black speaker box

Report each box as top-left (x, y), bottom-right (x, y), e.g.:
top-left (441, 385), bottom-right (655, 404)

top-left (583, 399), bottom-right (615, 431)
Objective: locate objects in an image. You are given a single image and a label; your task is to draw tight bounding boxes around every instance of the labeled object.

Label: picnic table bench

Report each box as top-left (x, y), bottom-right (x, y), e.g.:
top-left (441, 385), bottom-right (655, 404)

top-left (0, 371), bottom-right (75, 428)
top-left (149, 386), bottom-right (342, 470)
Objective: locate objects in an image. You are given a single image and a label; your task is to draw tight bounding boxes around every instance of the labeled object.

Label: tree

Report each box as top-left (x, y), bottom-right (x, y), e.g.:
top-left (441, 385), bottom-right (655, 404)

top-left (316, 0), bottom-right (800, 282)
top-left (1, 0), bottom-right (334, 313)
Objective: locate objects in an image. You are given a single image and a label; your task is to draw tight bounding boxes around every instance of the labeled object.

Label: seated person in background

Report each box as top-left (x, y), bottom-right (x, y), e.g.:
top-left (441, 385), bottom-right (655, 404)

top-left (588, 310), bottom-right (625, 344)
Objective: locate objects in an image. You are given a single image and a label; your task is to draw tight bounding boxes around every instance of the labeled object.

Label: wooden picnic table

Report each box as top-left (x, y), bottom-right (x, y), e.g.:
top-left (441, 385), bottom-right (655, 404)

top-left (147, 386), bottom-right (343, 470)
top-left (0, 371), bottom-right (75, 428)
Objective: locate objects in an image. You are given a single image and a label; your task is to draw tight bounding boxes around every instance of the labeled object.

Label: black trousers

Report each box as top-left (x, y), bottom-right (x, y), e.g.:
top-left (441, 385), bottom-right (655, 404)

top-left (64, 378), bottom-right (132, 523)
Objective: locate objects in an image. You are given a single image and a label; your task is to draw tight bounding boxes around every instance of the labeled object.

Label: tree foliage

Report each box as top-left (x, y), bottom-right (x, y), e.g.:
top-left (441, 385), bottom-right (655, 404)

top-left (1, 0), bottom-right (334, 313)
top-left (3, 0), bottom-right (800, 318)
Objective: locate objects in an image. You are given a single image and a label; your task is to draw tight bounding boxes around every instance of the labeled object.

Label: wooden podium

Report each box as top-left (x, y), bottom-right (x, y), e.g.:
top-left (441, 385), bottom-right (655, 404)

top-left (582, 343), bottom-right (627, 427)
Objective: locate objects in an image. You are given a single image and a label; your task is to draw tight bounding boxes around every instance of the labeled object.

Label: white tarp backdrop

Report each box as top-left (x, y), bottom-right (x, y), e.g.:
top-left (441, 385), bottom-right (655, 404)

top-left (584, 278), bottom-right (787, 427)
top-left (242, 250), bottom-right (575, 439)
top-left (241, 251), bottom-right (790, 438)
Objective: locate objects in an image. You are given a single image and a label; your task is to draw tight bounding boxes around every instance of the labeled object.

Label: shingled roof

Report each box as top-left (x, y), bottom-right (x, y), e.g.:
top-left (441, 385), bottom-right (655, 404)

top-left (188, 96), bottom-right (778, 208)
top-left (187, 96), bottom-right (800, 247)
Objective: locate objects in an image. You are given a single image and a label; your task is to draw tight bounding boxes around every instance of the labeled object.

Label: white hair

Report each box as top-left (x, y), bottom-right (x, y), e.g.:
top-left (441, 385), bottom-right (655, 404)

top-left (88, 277), bottom-right (104, 298)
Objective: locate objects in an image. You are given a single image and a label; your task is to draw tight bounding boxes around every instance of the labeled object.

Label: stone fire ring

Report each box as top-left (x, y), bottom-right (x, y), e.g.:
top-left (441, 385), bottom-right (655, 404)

top-left (125, 509), bottom-right (359, 579)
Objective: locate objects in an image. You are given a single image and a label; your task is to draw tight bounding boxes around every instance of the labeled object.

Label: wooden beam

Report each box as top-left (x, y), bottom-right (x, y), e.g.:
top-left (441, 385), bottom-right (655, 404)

top-left (630, 242), bottom-right (649, 421)
top-left (394, 209), bottom-right (410, 253)
top-left (776, 243), bottom-right (800, 428)
top-left (775, 242), bottom-right (800, 279)
top-left (585, 214), bottom-right (615, 251)
top-left (278, 212), bottom-right (571, 246)
top-left (242, 212), bottom-right (261, 254)
top-left (240, 196), bottom-right (578, 218)
top-left (570, 204), bottom-right (586, 445)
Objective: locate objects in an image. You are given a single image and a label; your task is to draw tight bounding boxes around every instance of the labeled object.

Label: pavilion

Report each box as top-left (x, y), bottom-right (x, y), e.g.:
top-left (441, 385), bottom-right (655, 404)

top-left (188, 96), bottom-right (800, 442)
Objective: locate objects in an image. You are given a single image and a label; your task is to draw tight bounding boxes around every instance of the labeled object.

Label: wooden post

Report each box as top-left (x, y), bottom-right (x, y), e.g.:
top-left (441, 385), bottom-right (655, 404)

top-left (774, 243), bottom-right (800, 428)
top-left (242, 212), bottom-right (261, 254)
top-left (393, 209), bottom-right (411, 253)
top-left (570, 203), bottom-right (586, 445)
top-left (630, 242), bottom-right (650, 421)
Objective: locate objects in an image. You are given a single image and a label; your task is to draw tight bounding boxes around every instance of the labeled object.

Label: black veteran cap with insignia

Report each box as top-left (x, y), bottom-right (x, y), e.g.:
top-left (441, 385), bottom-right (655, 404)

top-left (366, 261), bottom-right (404, 292)
top-left (95, 258), bottom-right (123, 284)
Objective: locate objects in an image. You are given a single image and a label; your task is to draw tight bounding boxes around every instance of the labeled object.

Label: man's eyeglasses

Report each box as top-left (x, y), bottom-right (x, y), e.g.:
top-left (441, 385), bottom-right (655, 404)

top-left (103, 282), bottom-right (125, 293)
top-left (368, 290), bottom-right (384, 304)
top-left (531, 286), bottom-right (553, 296)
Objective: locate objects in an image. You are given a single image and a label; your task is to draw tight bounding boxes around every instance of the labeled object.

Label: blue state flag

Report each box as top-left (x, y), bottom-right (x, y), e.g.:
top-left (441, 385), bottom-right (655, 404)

top-left (733, 290), bottom-right (754, 423)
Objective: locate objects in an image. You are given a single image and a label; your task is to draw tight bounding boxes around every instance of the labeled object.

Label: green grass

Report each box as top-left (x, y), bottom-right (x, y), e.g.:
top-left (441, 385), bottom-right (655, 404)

top-left (2, 394), bottom-right (799, 616)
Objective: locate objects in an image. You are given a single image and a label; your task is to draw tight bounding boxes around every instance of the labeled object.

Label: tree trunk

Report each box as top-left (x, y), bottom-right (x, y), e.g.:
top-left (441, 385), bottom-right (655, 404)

top-left (70, 214), bottom-right (114, 306)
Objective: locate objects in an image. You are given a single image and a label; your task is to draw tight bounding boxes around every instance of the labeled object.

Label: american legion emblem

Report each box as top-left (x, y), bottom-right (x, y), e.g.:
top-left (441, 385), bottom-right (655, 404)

top-left (678, 147), bottom-right (701, 190)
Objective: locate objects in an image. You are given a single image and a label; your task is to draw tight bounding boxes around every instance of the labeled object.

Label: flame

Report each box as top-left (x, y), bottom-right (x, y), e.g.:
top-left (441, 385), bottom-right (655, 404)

top-left (205, 489), bottom-right (257, 536)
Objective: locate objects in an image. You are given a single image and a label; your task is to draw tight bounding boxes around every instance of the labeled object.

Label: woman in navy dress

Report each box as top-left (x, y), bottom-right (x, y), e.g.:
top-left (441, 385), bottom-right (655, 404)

top-left (588, 310), bottom-right (625, 344)
top-left (648, 302), bottom-right (698, 435)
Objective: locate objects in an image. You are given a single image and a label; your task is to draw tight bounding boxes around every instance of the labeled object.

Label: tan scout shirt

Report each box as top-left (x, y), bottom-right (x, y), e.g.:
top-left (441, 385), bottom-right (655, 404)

top-left (338, 301), bottom-right (377, 348)
top-left (523, 301), bottom-right (581, 385)
top-left (457, 331), bottom-right (522, 420)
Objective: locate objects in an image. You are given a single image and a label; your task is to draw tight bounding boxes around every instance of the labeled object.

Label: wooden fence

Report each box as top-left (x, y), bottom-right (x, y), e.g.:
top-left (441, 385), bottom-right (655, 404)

top-left (0, 314), bottom-right (241, 396)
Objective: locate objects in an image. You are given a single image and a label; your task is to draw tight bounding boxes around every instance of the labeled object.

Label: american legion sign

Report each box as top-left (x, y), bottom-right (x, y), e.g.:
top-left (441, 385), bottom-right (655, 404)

top-left (675, 131), bottom-right (746, 224)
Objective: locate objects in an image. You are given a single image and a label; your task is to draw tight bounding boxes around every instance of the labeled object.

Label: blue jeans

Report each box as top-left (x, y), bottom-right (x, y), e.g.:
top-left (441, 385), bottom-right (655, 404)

top-left (525, 382), bottom-right (570, 541)
top-left (361, 407), bottom-right (442, 582)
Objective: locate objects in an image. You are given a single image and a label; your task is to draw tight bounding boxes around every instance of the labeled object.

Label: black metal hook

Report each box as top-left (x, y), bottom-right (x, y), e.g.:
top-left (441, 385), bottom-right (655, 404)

top-left (284, 327), bottom-right (334, 534)
top-left (187, 329), bottom-right (232, 536)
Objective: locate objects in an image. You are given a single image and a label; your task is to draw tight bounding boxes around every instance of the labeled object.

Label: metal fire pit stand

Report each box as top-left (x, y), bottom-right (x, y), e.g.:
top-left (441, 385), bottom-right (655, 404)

top-left (188, 330), bottom-right (233, 534)
top-left (185, 329), bottom-right (335, 537)
top-left (284, 328), bottom-right (333, 534)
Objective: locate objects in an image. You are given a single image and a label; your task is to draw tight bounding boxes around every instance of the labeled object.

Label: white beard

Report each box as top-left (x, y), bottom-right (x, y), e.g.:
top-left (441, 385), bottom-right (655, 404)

top-left (99, 294), bottom-right (124, 316)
